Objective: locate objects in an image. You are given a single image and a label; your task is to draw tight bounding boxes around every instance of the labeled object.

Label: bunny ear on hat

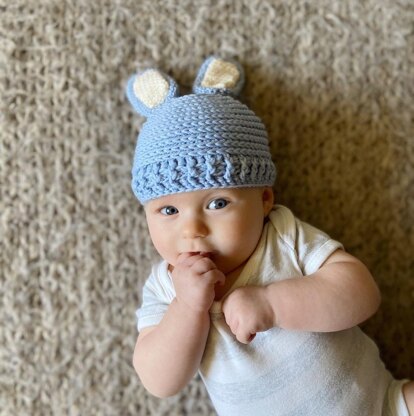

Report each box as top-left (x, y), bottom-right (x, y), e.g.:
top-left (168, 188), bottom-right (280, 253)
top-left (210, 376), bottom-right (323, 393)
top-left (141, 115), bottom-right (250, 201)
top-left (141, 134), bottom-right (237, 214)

top-left (126, 68), bottom-right (179, 117)
top-left (192, 55), bottom-right (245, 97)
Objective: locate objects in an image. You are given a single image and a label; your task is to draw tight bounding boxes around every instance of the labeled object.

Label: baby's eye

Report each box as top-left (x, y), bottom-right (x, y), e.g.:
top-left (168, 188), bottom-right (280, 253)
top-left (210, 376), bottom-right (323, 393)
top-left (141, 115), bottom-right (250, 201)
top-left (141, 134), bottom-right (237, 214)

top-left (207, 198), bottom-right (229, 210)
top-left (160, 206), bottom-right (179, 216)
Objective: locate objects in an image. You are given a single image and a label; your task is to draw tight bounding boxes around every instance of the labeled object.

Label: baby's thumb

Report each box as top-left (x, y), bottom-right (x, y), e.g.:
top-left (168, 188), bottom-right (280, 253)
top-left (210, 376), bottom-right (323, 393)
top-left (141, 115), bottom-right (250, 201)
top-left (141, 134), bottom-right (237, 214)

top-left (216, 269), bottom-right (226, 286)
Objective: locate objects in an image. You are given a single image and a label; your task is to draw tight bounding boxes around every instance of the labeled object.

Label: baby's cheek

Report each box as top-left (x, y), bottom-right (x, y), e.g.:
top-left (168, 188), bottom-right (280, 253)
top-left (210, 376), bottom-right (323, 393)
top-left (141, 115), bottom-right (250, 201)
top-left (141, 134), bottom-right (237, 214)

top-left (229, 226), bottom-right (257, 255)
top-left (222, 225), bottom-right (245, 248)
top-left (152, 238), bottom-right (176, 264)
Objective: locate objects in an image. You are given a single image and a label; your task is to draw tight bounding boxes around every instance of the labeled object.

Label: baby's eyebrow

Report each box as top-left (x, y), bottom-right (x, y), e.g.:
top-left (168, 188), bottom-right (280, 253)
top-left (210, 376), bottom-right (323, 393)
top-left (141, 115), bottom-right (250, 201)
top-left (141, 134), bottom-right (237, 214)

top-left (157, 202), bottom-right (176, 209)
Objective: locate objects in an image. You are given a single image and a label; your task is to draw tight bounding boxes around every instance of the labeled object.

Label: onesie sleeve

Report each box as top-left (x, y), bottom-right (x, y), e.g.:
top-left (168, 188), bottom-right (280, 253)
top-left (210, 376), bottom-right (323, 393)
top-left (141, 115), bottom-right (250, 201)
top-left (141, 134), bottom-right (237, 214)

top-left (135, 262), bottom-right (176, 332)
top-left (294, 217), bottom-right (344, 276)
top-left (268, 206), bottom-right (344, 277)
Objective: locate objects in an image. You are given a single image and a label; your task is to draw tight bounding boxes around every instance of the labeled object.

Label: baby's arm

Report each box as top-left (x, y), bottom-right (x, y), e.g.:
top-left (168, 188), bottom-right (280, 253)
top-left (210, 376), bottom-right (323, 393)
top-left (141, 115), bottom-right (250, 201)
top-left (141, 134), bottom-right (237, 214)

top-left (265, 249), bottom-right (381, 331)
top-left (133, 253), bottom-right (225, 398)
top-left (133, 300), bottom-right (210, 398)
top-left (223, 249), bottom-right (381, 342)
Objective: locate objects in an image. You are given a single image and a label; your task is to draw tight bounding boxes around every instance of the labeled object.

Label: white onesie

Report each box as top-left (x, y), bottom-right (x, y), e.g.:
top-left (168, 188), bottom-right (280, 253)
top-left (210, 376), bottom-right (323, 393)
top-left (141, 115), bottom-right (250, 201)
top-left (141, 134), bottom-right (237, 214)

top-left (136, 205), bottom-right (407, 416)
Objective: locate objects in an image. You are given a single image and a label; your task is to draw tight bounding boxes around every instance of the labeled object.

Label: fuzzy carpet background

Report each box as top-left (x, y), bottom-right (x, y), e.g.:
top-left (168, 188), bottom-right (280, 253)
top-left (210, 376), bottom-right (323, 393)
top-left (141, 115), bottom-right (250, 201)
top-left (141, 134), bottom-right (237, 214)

top-left (1, 1), bottom-right (413, 415)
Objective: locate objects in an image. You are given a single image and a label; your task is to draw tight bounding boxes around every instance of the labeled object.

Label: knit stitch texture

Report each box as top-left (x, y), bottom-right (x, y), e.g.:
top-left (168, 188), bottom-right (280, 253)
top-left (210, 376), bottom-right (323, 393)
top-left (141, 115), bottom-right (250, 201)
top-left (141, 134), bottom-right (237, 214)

top-left (128, 89), bottom-right (276, 202)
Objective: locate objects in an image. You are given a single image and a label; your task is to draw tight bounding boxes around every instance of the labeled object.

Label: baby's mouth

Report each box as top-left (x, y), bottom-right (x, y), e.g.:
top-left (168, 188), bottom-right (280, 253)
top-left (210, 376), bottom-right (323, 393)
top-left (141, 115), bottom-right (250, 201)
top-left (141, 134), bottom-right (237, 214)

top-left (189, 251), bottom-right (212, 258)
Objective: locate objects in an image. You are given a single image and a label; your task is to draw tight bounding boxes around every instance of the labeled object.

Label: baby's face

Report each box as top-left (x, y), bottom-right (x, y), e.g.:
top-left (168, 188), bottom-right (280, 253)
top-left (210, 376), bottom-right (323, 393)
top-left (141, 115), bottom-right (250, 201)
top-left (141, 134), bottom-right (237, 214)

top-left (144, 187), bottom-right (274, 275)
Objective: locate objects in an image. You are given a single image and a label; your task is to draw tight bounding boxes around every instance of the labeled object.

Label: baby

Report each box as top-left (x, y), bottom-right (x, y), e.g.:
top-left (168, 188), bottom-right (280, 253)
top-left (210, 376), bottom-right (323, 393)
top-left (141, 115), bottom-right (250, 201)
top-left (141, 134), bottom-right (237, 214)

top-left (126, 56), bottom-right (413, 415)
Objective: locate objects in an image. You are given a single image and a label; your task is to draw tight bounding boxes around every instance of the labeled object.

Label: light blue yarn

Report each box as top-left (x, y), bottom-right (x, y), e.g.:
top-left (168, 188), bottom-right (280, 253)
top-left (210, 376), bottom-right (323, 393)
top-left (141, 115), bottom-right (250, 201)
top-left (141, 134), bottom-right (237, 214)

top-left (126, 57), bottom-right (276, 204)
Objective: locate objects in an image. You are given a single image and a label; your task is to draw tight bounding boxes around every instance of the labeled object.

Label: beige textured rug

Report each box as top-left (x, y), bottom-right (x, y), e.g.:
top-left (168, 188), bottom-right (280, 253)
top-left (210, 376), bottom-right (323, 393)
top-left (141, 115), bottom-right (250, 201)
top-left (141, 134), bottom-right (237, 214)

top-left (1, 1), bottom-right (413, 414)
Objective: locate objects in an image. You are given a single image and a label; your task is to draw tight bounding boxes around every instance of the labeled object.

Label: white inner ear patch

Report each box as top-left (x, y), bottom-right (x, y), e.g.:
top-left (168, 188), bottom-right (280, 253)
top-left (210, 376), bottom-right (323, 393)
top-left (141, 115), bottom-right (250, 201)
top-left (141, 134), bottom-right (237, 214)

top-left (201, 59), bottom-right (240, 89)
top-left (133, 70), bottom-right (170, 109)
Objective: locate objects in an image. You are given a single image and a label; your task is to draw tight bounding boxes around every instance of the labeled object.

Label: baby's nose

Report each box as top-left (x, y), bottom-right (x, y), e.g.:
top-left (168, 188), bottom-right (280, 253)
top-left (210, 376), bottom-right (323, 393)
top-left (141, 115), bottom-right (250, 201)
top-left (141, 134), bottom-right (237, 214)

top-left (182, 217), bottom-right (208, 239)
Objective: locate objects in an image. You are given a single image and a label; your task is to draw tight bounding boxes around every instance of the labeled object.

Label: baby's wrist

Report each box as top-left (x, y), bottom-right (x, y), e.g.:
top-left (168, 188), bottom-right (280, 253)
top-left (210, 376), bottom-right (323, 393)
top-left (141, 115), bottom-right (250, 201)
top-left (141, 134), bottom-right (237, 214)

top-left (263, 284), bottom-right (278, 328)
top-left (174, 297), bottom-right (211, 317)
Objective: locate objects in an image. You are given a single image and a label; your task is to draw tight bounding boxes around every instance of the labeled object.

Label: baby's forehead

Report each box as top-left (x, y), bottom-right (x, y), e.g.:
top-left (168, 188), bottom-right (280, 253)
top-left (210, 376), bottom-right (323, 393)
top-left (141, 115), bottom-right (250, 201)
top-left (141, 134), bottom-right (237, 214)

top-left (145, 187), bottom-right (262, 206)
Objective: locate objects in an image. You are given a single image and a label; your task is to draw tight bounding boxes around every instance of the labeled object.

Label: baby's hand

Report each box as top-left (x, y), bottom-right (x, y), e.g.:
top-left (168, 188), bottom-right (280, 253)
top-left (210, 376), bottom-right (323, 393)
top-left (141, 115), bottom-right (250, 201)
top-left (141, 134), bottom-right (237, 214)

top-left (222, 286), bottom-right (275, 344)
top-left (171, 253), bottom-right (225, 314)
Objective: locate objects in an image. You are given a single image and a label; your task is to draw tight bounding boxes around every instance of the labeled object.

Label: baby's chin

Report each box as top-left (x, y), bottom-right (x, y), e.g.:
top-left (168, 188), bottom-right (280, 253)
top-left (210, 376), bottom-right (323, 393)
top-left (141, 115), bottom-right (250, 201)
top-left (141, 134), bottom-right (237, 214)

top-left (224, 261), bottom-right (247, 278)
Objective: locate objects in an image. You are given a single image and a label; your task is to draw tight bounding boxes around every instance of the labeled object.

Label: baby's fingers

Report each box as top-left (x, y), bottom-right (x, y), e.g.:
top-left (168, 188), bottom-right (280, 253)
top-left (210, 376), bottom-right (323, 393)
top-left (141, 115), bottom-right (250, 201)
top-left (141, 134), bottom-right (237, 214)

top-left (192, 257), bottom-right (218, 274)
top-left (203, 269), bottom-right (225, 286)
top-left (176, 252), bottom-right (200, 265)
top-left (224, 310), bottom-right (256, 344)
top-left (235, 326), bottom-right (256, 344)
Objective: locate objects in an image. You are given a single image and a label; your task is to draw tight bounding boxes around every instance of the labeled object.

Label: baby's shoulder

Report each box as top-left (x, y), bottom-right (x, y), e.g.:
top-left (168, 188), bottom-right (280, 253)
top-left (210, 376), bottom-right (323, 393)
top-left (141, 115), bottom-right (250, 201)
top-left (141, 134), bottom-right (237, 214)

top-left (268, 204), bottom-right (298, 246)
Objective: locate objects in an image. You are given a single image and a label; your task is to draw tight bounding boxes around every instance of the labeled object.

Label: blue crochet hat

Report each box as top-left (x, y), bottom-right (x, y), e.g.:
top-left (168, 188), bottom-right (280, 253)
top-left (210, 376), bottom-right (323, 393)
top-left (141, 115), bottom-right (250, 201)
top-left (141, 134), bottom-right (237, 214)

top-left (126, 55), bottom-right (276, 204)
